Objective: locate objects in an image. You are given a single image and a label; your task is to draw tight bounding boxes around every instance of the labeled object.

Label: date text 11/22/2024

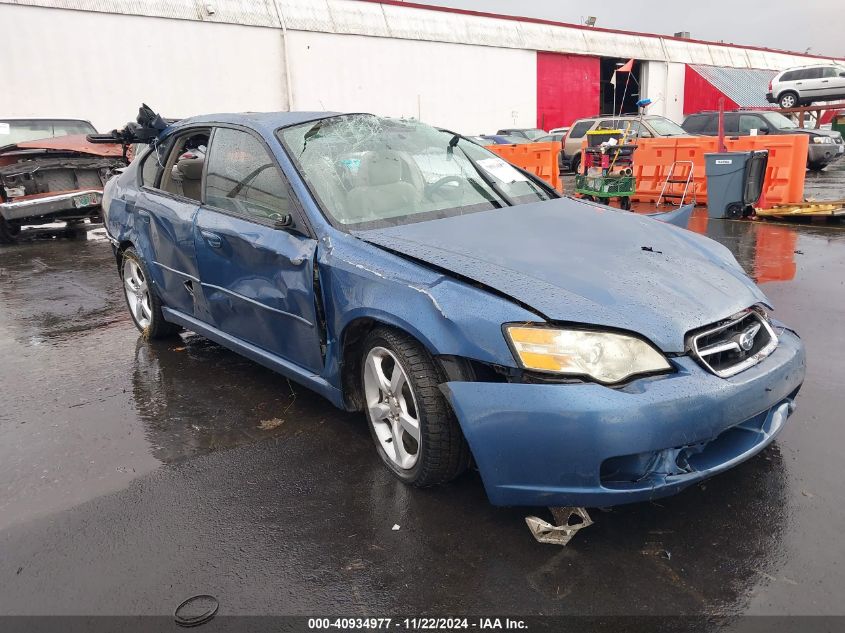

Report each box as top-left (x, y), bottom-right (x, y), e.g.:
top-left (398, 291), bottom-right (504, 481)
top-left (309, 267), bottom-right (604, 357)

top-left (307, 617), bottom-right (528, 630)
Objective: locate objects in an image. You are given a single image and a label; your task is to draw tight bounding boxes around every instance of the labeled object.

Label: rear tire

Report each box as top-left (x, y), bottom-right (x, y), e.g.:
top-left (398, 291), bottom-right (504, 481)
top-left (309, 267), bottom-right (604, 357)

top-left (361, 327), bottom-right (470, 487)
top-left (120, 247), bottom-right (181, 339)
top-left (570, 153), bottom-right (582, 174)
top-left (0, 217), bottom-right (20, 244)
top-left (807, 161), bottom-right (827, 172)
top-left (778, 92), bottom-right (798, 109)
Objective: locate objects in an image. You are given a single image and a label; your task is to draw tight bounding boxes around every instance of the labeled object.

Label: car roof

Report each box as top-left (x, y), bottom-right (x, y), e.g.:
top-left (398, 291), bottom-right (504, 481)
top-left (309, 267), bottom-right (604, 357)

top-left (0, 117), bottom-right (93, 123)
top-left (574, 114), bottom-right (666, 122)
top-left (781, 63), bottom-right (842, 71)
top-left (167, 111), bottom-right (344, 135)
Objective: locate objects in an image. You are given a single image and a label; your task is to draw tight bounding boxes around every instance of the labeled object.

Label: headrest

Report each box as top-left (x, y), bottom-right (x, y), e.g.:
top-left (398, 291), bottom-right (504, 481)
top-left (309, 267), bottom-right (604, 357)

top-left (176, 154), bottom-right (204, 180)
top-left (360, 151), bottom-right (403, 187)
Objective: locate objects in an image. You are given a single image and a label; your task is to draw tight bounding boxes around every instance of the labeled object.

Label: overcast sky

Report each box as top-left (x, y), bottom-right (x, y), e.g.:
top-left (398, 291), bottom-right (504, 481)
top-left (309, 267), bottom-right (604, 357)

top-left (401, 0), bottom-right (843, 58)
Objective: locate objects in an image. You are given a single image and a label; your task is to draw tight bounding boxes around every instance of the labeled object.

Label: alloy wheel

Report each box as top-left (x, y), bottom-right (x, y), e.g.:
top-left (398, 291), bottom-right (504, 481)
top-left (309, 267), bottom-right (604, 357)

top-left (123, 258), bottom-right (152, 329)
top-left (363, 346), bottom-right (421, 470)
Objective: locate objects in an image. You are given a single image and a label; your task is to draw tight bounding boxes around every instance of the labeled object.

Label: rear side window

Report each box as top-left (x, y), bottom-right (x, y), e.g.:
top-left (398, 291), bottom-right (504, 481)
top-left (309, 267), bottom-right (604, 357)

top-left (140, 149), bottom-right (161, 188)
top-left (682, 115), bottom-right (713, 135)
top-left (205, 128), bottom-right (291, 223)
top-left (568, 120), bottom-right (594, 139)
top-left (804, 67), bottom-right (823, 79)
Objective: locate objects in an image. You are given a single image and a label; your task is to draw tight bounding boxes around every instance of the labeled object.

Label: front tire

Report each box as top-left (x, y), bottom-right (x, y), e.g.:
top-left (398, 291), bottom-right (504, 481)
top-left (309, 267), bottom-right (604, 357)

top-left (361, 327), bottom-right (470, 487)
top-left (121, 247), bottom-right (180, 339)
top-left (807, 161), bottom-right (827, 172)
top-left (570, 153), bottom-right (582, 174)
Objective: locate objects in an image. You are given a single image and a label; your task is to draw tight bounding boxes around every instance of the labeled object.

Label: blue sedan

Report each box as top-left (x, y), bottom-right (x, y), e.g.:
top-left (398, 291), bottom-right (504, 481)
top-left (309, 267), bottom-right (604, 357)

top-left (102, 111), bottom-right (805, 508)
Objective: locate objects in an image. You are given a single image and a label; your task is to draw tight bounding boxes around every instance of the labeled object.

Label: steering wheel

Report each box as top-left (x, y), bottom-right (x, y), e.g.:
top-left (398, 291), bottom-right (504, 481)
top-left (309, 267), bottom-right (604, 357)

top-left (425, 175), bottom-right (466, 202)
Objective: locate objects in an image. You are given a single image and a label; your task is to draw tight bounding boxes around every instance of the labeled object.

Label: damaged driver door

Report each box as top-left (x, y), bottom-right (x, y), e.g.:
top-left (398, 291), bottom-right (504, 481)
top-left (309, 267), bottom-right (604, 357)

top-left (193, 126), bottom-right (324, 374)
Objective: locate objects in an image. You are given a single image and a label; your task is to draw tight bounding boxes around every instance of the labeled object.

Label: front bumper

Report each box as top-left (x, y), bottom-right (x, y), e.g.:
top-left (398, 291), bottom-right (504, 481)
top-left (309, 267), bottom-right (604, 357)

top-left (442, 329), bottom-right (805, 507)
top-left (0, 189), bottom-right (102, 222)
top-left (808, 143), bottom-right (843, 166)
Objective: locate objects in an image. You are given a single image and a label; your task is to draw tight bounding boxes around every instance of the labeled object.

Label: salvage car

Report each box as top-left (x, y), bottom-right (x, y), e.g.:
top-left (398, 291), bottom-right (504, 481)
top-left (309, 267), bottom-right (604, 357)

top-left (102, 110), bottom-right (805, 511)
top-left (0, 119), bottom-right (127, 243)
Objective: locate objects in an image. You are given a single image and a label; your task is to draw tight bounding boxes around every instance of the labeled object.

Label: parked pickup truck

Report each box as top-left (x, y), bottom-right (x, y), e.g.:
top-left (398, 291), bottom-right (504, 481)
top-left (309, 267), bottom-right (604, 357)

top-left (0, 118), bottom-right (128, 243)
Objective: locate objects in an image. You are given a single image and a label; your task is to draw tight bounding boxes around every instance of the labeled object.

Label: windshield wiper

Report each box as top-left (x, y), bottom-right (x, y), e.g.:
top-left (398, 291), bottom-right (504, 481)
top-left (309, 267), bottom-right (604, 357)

top-left (449, 134), bottom-right (516, 206)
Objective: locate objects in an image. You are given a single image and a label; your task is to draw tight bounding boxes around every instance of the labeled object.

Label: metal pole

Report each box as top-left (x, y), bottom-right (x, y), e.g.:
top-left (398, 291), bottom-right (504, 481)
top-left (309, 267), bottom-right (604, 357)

top-left (717, 97), bottom-right (726, 153)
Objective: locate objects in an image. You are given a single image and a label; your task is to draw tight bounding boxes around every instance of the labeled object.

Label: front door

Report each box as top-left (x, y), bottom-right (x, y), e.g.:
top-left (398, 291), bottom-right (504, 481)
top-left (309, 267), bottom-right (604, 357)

top-left (193, 126), bottom-right (324, 373)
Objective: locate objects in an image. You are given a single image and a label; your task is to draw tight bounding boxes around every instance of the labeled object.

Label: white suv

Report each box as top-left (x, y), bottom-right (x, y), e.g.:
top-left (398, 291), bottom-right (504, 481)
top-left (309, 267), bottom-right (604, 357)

top-left (767, 64), bottom-right (845, 109)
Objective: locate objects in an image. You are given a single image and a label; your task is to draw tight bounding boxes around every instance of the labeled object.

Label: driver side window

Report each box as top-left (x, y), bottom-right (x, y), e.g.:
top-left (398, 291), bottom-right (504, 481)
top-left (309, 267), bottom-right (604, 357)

top-left (205, 128), bottom-right (290, 222)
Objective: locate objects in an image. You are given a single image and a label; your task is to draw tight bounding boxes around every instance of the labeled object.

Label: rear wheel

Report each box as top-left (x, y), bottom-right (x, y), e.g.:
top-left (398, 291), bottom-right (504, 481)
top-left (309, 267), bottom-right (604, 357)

top-left (570, 153), bottom-right (581, 174)
top-left (121, 247), bottom-right (180, 339)
top-left (361, 327), bottom-right (470, 487)
top-left (807, 161), bottom-right (827, 172)
top-left (778, 92), bottom-right (798, 109)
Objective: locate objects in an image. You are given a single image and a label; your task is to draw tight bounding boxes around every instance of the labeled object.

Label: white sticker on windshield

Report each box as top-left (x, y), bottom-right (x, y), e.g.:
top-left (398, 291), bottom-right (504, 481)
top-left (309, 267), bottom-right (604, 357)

top-left (0, 123), bottom-right (9, 135)
top-left (476, 157), bottom-right (529, 184)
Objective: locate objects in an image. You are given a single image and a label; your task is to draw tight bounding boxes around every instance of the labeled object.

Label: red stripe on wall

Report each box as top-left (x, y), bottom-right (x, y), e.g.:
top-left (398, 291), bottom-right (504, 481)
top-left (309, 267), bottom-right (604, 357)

top-left (537, 52), bottom-right (600, 130)
top-left (683, 65), bottom-right (739, 115)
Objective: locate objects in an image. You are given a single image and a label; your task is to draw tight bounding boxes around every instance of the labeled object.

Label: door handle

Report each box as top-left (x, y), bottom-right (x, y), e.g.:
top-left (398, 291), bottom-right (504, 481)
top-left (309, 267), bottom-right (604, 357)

top-left (201, 230), bottom-right (223, 248)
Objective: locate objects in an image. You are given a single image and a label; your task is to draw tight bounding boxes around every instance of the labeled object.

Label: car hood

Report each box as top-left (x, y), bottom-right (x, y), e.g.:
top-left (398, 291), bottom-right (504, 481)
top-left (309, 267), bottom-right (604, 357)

top-left (0, 134), bottom-right (124, 157)
top-left (356, 198), bottom-right (768, 353)
top-left (789, 127), bottom-right (841, 139)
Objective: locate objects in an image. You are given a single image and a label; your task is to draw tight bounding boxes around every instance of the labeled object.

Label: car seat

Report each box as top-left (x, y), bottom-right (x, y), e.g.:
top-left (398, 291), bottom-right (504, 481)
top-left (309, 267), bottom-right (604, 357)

top-left (172, 152), bottom-right (204, 201)
top-left (345, 150), bottom-right (419, 222)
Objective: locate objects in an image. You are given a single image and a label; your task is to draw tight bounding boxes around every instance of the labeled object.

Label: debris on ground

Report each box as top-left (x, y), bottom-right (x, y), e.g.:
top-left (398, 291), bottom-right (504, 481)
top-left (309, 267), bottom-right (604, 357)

top-left (174, 594), bottom-right (219, 628)
top-left (525, 507), bottom-right (593, 546)
top-left (258, 418), bottom-right (284, 430)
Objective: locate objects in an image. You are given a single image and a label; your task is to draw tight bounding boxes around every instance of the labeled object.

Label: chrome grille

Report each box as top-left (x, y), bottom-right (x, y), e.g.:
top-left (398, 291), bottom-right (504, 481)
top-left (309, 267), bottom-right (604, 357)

top-left (689, 309), bottom-right (778, 378)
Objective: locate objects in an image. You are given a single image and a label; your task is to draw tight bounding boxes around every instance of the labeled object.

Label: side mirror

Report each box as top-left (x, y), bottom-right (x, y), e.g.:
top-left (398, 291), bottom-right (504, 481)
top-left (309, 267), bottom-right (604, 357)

top-left (270, 213), bottom-right (293, 230)
top-left (839, 72), bottom-right (845, 77)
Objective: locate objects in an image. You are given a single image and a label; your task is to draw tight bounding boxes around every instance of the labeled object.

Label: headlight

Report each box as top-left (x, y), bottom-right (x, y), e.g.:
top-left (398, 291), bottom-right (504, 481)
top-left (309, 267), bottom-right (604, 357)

top-left (505, 325), bottom-right (671, 384)
top-left (812, 136), bottom-right (833, 144)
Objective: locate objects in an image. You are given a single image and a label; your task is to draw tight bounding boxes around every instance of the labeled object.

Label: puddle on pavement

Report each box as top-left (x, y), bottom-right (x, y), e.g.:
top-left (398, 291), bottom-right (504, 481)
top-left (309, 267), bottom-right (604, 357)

top-left (0, 234), bottom-right (346, 529)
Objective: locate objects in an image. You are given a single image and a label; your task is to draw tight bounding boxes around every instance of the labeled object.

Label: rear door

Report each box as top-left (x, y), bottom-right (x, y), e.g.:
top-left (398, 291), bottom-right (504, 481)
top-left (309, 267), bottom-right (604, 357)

top-left (798, 67), bottom-right (824, 99)
top-left (133, 127), bottom-right (210, 316)
top-left (193, 126), bottom-right (324, 373)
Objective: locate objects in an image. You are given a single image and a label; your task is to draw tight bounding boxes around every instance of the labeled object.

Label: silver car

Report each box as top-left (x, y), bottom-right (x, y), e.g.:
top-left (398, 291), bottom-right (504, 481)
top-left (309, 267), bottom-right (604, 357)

top-left (560, 114), bottom-right (689, 173)
top-left (766, 64), bottom-right (845, 109)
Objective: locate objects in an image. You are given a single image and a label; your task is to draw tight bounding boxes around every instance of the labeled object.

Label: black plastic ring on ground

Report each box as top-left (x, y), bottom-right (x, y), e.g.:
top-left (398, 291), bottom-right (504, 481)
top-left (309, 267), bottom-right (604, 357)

top-left (174, 594), bottom-right (219, 628)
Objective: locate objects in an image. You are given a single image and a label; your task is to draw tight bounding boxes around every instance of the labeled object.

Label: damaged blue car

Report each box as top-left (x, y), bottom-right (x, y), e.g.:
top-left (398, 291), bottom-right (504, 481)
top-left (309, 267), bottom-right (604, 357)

top-left (101, 111), bottom-right (805, 508)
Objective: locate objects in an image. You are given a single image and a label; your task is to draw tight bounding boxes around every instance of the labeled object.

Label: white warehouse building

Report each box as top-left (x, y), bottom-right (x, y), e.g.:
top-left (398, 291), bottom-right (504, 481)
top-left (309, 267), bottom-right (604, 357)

top-left (1, 0), bottom-right (842, 134)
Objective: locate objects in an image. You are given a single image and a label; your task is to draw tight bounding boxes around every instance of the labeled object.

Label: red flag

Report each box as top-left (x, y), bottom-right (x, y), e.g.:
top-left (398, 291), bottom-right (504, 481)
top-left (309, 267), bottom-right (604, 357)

top-left (618, 58), bottom-right (635, 73)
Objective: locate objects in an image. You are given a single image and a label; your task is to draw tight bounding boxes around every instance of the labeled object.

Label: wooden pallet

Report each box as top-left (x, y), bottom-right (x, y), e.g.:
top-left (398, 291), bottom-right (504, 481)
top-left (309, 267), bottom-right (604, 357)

top-left (755, 200), bottom-right (845, 218)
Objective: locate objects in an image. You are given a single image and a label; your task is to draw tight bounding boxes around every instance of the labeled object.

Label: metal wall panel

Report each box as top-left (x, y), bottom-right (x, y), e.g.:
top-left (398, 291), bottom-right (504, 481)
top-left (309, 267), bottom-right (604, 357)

top-left (3, 0), bottom-right (841, 69)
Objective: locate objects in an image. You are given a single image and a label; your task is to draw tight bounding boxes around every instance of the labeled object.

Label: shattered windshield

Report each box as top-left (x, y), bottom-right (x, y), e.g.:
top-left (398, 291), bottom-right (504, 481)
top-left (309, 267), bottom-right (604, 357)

top-left (646, 117), bottom-right (689, 136)
top-left (278, 114), bottom-right (554, 229)
top-left (0, 119), bottom-right (97, 145)
top-left (760, 112), bottom-right (799, 130)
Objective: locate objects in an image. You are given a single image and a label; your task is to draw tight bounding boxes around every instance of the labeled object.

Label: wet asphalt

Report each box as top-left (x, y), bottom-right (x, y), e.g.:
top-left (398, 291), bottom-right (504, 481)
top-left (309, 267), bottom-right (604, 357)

top-left (1, 163), bottom-right (844, 624)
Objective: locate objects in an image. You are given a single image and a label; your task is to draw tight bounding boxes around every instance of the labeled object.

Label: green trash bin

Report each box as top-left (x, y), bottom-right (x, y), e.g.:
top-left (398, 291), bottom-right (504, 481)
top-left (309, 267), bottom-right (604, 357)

top-left (832, 112), bottom-right (845, 138)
